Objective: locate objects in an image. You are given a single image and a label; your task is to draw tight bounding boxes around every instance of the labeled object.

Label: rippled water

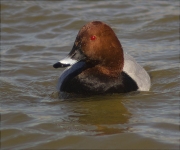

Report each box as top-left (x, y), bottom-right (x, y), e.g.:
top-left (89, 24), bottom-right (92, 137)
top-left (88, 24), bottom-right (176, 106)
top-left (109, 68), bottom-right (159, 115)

top-left (1, 1), bottom-right (179, 149)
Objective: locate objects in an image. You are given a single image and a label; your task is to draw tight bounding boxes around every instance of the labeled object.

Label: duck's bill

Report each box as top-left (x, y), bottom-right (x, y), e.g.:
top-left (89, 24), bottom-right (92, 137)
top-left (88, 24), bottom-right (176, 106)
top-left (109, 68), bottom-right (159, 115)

top-left (53, 57), bottom-right (77, 68)
top-left (53, 44), bottom-right (86, 68)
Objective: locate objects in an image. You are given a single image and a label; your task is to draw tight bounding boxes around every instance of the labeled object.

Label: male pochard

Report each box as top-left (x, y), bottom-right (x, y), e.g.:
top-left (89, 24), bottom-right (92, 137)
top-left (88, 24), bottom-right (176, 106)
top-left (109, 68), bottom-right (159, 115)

top-left (53, 21), bottom-right (150, 94)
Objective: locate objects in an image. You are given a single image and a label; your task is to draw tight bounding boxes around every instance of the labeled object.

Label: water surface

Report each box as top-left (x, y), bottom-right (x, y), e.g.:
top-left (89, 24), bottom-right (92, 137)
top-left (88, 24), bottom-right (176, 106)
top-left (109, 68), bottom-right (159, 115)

top-left (1, 1), bottom-right (179, 149)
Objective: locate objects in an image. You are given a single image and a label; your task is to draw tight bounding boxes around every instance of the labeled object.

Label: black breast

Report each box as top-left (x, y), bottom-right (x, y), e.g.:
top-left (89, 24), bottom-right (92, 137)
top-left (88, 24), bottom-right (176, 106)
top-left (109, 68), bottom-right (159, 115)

top-left (60, 70), bottom-right (138, 95)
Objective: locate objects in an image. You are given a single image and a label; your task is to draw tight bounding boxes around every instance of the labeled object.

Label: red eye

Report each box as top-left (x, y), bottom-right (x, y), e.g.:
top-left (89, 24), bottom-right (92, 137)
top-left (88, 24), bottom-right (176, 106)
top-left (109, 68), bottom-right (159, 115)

top-left (90, 35), bottom-right (96, 40)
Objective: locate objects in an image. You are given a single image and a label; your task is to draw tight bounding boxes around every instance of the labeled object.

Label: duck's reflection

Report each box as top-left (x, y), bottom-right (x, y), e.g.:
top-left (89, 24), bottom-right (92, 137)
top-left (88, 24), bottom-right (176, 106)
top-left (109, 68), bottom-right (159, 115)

top-left (59, 95), bottom-right (131, 135)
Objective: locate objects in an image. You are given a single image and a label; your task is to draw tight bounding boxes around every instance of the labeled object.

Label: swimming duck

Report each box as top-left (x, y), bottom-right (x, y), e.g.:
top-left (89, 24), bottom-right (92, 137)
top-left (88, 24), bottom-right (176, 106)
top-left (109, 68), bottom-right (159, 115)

top-left (53, 21), bottom-right (150, 94)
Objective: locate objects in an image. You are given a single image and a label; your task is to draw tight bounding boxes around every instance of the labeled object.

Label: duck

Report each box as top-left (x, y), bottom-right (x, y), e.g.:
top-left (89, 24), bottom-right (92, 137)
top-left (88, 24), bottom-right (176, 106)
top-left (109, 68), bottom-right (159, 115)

top-left (53, 21), bottom-right (150, 95)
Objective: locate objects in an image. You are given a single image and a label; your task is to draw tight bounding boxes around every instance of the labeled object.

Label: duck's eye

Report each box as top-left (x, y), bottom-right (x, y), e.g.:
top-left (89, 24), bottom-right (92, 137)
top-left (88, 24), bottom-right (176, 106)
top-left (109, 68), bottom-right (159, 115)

top-left (90, 35), bottom-right (96, 40)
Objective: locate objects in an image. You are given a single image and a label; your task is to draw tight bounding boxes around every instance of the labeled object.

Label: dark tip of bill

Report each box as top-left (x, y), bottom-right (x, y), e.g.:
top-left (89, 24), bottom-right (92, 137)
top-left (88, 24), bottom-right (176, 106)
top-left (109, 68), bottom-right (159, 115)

top-left (53, 62), bottom-right (70, 68)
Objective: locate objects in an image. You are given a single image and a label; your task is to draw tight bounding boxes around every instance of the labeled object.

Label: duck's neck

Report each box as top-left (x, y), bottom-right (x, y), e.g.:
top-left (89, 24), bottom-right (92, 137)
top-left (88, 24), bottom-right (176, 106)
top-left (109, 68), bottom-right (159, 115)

top-left (83, 61), bottom-right (124, 78)
top-left (97, 51), bottom-right (124, 77)
top-left (96, 64), bottom-right (123, 78)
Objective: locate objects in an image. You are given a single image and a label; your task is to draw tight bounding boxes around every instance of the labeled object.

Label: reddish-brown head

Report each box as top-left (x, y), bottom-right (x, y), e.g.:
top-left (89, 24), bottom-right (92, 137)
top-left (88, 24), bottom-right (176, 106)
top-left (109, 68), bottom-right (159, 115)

top-left (75, 21), bottom-right (124, 77)
top-left (54, 21), bottom-right (124, 77)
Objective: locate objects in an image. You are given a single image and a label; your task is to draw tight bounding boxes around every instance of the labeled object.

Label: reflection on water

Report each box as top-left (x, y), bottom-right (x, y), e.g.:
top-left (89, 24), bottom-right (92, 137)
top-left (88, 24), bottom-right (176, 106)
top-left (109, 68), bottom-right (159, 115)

top-left (1, 0), bottom-right (179, 149)
top-left (59, 96), bottom-right (131, 135)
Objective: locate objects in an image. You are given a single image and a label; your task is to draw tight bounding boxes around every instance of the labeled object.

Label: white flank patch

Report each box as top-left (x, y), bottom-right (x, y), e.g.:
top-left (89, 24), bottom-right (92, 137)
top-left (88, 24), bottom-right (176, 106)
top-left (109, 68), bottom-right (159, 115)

top-left (123, 53), bottom-right (151, 91)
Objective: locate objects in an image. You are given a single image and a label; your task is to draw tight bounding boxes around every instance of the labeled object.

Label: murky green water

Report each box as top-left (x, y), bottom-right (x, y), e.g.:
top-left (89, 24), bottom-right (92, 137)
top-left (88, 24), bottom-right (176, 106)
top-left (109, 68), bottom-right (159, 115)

top-left (1, 1), bottom-right (179, 149)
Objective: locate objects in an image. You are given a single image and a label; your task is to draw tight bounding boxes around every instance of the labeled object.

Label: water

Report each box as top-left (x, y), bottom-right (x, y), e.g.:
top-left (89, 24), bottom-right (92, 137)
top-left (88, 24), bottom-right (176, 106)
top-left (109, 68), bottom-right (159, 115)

top-left (1, 1), bottom-right (179, 149)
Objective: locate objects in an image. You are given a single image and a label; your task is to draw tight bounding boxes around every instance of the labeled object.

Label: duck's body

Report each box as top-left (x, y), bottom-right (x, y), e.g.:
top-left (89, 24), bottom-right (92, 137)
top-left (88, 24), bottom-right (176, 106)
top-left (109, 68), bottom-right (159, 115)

top-left (53, 21), bottom-right (150, 95)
